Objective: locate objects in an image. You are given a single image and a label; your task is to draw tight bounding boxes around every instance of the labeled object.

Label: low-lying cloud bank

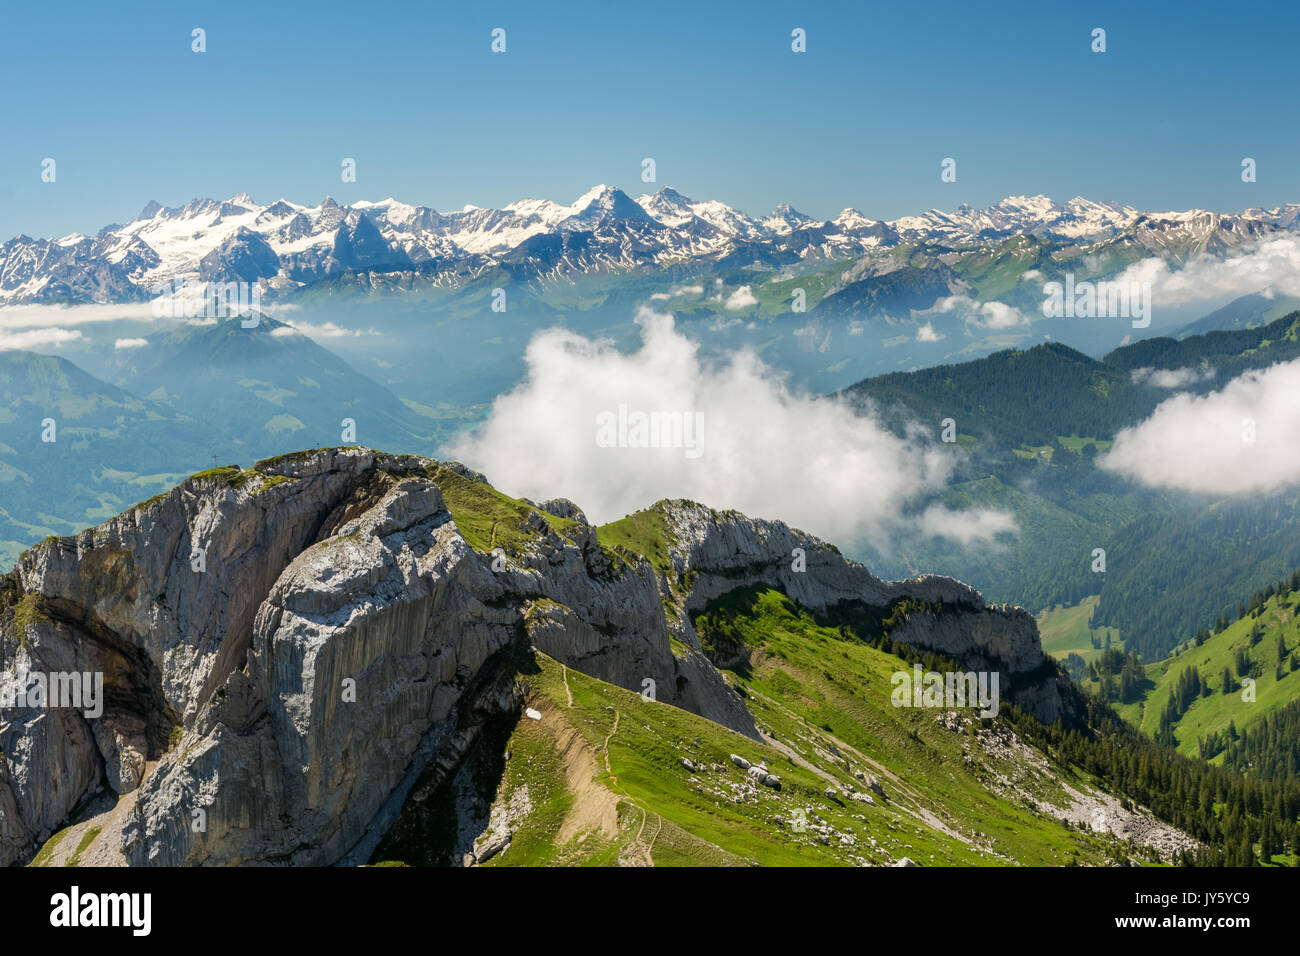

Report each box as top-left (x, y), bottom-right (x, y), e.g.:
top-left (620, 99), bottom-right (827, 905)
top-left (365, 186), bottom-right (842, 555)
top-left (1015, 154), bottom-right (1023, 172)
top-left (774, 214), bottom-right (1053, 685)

top-left (1101, 357), bottom-right (1300, 494)
top-left (0, 327), bottom-right (83, 350)
top-left (1128, 366), bottom-right (1215, 388)
top-left (0, 300), bottom-right (299, 327)
top-left (1114, 234), bottom-right (1300, 309)
top-left (451, 308), bottom-right (1015, 550)
top-left (928, 294), bottom-right (1029, 330)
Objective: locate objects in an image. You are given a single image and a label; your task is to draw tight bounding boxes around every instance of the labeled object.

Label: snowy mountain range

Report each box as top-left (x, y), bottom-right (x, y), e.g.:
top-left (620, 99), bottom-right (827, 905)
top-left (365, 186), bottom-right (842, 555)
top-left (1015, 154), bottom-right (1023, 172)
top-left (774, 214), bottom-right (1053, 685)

top-left (1, 186), bottom-right (1296, 305)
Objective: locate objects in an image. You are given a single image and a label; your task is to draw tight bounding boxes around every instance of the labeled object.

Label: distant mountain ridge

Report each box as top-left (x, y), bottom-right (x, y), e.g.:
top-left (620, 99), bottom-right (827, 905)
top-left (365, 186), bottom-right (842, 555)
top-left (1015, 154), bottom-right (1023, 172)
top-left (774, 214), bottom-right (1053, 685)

top-left (3, 187), bottom-right (1297, 305)
top-left (0, 315), bottom-right (438, 568)
top-left (843, 310), bottom-right (1300, 662)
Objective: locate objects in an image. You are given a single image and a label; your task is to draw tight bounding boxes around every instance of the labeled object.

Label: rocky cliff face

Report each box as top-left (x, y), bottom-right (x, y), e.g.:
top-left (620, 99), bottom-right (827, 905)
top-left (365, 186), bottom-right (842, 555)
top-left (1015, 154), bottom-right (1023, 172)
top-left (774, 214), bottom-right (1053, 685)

top-left (654, 500), bottom-right (1069, 718)
top-left (0, 448), bottom-right (1071, 866)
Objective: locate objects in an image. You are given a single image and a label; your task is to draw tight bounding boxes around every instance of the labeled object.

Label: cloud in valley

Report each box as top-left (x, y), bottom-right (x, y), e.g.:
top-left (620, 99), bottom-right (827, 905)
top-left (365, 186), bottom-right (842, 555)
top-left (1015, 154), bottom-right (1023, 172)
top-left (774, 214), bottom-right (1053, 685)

top-left (450, 308), bottom-right (1016, 549)
top-left (1100, 358), bottom-right (1300, 494)
top-left (914, 504), bottom-right (1019, 546)
top-left (274, 320), bottom-right (377, 339)
top-left (1128, 365), bottom-right (1215, 388)
top-left (0, 303), bottom-right (159, 330)
top-left (929, 294), bottom-right (1028, 329)
top-left (1114, 234), bottom-right (1300, 310)
top-left (723, 285), bottom-right (758, 310)
top-left (0, 327), bottom-right (83, 350)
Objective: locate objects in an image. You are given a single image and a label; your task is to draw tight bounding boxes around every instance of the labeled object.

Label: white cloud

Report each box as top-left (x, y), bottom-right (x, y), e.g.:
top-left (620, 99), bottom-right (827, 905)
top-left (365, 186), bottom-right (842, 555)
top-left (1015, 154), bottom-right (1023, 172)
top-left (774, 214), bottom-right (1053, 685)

top-left (0, 299), bottom-right (298, 332)
top-left (724, 285), bottom-right (758, 310)
top-left (1128, 365), bottom-right (1214, 388)
top-left (282, 320), bottom-right (377, 339)
top-left (113, 337), bottom-right (149, 350)
top-left (1100, 358), bottom-right (1300, 494)
top-left (0, 327), bottom-right (83, 350)
top-left (916, 322), bottom-right (943, 342)
top-left (914, 504), bottom-right (1018, 546)
top-left (655, 283), bottom-right (706, 303)
top-left (0, 303), bottom-right (156, 330)
top-left (449, 308), bottom-right (1013, 549)
top-left (1112, 234), bottom-right (1300, 311)
top-left (973, 300), bottom-right (1027, 329)
top-left (929, 294), bottom-right (1027, 329)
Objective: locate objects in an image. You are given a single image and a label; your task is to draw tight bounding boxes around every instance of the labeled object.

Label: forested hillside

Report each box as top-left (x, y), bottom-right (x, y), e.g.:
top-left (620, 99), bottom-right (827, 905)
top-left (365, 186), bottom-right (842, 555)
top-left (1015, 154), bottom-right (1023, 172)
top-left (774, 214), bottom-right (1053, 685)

top-left (1083, 570), bottom-right (1300, 776)
top-left (844, 312), bottom-right (1300, 662)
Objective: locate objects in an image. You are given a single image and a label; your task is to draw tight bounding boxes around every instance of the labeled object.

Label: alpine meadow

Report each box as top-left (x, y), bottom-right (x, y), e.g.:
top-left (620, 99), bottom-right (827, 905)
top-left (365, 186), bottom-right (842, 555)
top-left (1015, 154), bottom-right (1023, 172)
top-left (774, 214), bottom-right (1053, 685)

top-left (2, 0), bottom-right (1297, 943)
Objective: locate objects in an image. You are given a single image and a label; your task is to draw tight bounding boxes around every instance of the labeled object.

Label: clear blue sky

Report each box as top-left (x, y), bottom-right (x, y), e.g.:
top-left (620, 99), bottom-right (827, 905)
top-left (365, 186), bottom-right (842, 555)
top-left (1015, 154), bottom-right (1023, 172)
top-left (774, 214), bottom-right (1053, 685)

top-left (2, 0), bottom-right (1298, 237)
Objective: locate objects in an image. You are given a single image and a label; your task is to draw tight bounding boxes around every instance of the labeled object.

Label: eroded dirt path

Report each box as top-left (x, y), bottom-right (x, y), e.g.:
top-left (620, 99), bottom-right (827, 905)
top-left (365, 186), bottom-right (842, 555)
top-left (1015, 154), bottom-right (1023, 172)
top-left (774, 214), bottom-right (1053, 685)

top-left (602, 709), bottom-right (620, 783)
top-left (541, 706), bottom-right (619, 845)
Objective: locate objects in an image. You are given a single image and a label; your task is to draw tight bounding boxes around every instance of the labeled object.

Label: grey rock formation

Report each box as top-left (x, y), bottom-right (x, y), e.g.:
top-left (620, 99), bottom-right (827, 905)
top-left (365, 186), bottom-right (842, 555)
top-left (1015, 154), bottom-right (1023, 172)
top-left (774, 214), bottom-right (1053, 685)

top-left (654, 499), bottom-right (1072, 723)
top-left (0, 449), bottom-right (1069, 866)
top-left (536, 498), bottom-right (588, 524)
top-left (198, 226), bottom-right (280, 283)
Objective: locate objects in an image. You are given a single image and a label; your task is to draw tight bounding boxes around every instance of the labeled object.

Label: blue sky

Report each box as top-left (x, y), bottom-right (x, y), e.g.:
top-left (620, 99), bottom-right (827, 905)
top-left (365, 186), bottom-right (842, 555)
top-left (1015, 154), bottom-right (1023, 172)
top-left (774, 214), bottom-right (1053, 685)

top-left (3, 0), bottom-right (1298, 237)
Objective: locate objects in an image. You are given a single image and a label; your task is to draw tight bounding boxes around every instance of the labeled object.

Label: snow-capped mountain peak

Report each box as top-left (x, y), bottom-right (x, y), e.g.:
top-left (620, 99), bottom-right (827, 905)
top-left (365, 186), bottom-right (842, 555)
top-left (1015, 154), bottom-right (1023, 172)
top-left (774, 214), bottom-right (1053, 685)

top-left (565, 185), bottom-right (653, 225)
top-left (1, 187), bottom-right (1294, 306)
top-left (761, 202), bottom-right (818, 235)
top-left (832, 208), bottom-right (877, 230)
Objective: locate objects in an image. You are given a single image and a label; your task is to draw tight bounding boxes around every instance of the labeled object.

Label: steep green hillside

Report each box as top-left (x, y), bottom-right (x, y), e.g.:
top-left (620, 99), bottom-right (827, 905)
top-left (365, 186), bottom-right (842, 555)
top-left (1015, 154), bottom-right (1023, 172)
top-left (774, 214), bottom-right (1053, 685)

top-left (1175, 292), bottom-right (1300, 338)
top-left (14, 445), bottom-right (1299, 868)
top-left (843, 341), bottom-right (1161, 447)
top-left (373, 595), bottom-right (1183, 867)
top-left (1037, 596), bottom-right (1123, 677)
top-left (386, 579), bottom-right (1300, 867)
top-left (843, 311), bottom-right (1300, 662)
top-left (1089, 575), bottom-right (1300, 762)
top-left (1104, 311), bottom-right (1300, 376)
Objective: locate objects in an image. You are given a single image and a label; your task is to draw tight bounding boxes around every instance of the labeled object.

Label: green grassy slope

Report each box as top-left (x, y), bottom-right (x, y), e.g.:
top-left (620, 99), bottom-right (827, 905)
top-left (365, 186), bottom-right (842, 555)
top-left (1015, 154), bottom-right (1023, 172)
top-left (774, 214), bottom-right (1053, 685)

top-left (1037, 596), bottom-right (1123, 667)
top-left (373, 587), bottom-right (1180, 868)
top-left (1090, 588), bottom-right (1300, 760)
top-left (20, 449), bottom-right (1298, 867)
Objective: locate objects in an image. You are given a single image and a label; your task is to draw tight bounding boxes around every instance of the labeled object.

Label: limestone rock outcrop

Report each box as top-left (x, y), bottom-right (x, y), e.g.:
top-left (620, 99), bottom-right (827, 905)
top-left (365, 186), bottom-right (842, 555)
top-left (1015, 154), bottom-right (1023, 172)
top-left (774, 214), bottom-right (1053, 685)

top-left (0, 448), bottom-right (1071, 866)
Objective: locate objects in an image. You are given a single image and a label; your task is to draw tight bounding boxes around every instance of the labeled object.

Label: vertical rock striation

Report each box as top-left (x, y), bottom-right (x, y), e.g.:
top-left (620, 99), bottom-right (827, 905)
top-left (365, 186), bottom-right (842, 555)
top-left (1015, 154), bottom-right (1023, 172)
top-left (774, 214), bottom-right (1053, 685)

top-left (0, 448), bottom-right (1071, 866)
